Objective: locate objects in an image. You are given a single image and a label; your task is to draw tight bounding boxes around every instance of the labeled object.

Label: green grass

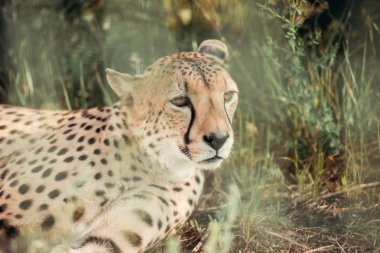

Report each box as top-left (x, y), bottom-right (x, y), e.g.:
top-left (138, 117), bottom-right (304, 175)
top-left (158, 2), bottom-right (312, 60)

top-left (2, 0), bottom-right (380, 252)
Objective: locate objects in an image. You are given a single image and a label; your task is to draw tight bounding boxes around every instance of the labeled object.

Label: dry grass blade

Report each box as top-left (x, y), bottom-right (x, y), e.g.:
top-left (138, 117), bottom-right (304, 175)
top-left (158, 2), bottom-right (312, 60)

top-left (318, 181), bottom-right (380, 200)
top-left (264, 230), bottom-right (311, 250)
top-left (305, 245), bottom-right (335, 253)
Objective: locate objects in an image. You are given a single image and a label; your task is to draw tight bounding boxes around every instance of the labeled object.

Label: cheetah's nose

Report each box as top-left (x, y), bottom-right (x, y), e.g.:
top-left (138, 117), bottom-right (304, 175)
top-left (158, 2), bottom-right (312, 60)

top-left (203, 132), bottom-right (230, 151)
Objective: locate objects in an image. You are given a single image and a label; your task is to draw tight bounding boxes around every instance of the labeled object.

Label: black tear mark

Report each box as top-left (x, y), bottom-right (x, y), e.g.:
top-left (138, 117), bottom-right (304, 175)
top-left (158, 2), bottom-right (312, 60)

top-left (184, 105), bottom-right (195, 145)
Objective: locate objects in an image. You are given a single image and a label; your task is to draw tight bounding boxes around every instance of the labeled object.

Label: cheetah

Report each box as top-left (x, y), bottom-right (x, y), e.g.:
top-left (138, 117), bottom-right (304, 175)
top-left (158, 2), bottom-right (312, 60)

top-left (0, 39), bottom-right (238, 253)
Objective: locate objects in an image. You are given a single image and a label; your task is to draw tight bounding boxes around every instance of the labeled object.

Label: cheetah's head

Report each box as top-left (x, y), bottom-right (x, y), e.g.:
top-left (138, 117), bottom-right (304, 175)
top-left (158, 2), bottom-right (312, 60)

top-left (106, 40), bottom-right (238, 179)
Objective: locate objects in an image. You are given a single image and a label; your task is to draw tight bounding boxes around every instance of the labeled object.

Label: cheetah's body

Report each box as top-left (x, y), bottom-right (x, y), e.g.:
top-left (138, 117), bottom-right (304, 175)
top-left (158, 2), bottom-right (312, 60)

top-left (0, 40), bottom-right (238, 253)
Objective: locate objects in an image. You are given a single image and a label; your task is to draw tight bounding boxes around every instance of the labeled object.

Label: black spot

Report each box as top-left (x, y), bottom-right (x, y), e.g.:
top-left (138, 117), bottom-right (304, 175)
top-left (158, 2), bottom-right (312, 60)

top-left (48, 146), bottom-right (57, 153)
top-left (67, 134), bottom-right (76, 140)
top-left (84, 125), bottom-right (92, 131)
top-left (19, 199), bottom-right (32, 210)
top-left (157, 220), bottom-right (162, 230)
top-left (78, 154), bottom-right (87, 161)
top-left (15, 214), bottom-right (22, 219)
top-left (41, 215), bottom-right (55, 231)
top-left (18, 184), bottom-right (30, 194)
top-left (107, 170), bottom-right (113, 177)
top-left (42, 168), bottom-right (52, 178)
top-left (55, 171), bottom-right (68, 181)
top-left (188, 199), bottom-right (194, 205)
top-left (31, 165), bottom-right (44, 173)
top-left (122, 135), bottom-right (130, 144)
top-left (132, 176), bottom-right (142, 182)
top-left (64, 156), bottom-right (74, 163)
top-left (63, 129), bottom-right (72, 135)
top-left (149, 184), bottom-right (168, 191)
top-left (103, 139), bottom-right (110, 146)
top-left (95, 190), bottom-right (105, 196)
top-left (105, 183), bottom-right (115, 188)
top-left (101, 158), bottom-right (108, 165)
top-left (158, 196), bottom-right (169, 206)
top-left (94, 172), bottom-right (102, 180)
top-left (36, 185), bottom-right (45, 193)
top-left (34, 147), bottom-right (44, 154)
top-left (114, 153), bottom-right (122, 161)
top-left (5, 226), bottom-right (19, 238)
top-left (195, 175), bottom-right (201, 184)
top-left (133, 209), bottom-right (153, 227)
top-left (57, 148), bottom-right (68, 156)
top-left (73, 206), bottom-right (85, 222)
top-left (16, 157), bottom-right (26, 164)
top-left (48, 189), bottom-right (60, 199)
top-left (28, 159), bottom-right (37, 165)
top-left (173, 187), bottom-right (182, 192)
top-left (7, 172), bottom-right (18, 180)
top-left (0, 204), bottom-right (7, 213)
top-left (165, 225), bottom-right (171, 233)
top-left (1, 169), bottom-right (9, 179)
top-left (88, 137), bottom-right (96, 145)
top-left (123, 231), bottom-right (142, 247)
top-left (78, 136), bottom-right (85, 142)
top-left (10, 180), bottom-right (19, 187)
top-left (93, 149), bottom-right (101, 155)
top-left (100, 199), bottom-right (109, 207)
top-left (39, 204), bottom-right (49, 211)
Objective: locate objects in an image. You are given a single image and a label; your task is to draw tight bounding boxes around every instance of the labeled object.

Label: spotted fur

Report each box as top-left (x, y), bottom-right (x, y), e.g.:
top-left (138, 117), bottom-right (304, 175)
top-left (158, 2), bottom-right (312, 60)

top-left (0, 40), bottom-right (238, 253)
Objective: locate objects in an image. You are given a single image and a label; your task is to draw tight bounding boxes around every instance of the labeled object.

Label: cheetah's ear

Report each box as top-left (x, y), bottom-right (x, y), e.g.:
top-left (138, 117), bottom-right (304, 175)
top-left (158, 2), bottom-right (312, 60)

top-left (197, 39), bottom-right (229, 64)
top-left (106, 68), bottom-right (135, 97)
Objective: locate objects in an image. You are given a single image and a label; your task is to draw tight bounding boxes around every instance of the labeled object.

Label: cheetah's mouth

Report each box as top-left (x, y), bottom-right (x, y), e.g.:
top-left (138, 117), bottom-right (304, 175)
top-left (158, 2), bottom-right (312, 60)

top-left (200, 155), bottom-right (223, 164)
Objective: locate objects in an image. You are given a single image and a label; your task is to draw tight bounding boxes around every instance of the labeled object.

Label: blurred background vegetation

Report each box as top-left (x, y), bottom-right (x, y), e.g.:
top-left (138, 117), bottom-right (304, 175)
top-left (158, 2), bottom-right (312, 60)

top-left (0, 0), bottom-right (379, 252)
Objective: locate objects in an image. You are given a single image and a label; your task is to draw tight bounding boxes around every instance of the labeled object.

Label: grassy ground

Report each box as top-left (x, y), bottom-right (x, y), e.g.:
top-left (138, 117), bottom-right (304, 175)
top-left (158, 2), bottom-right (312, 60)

top-left (1, 0), bottom-right (380, 252)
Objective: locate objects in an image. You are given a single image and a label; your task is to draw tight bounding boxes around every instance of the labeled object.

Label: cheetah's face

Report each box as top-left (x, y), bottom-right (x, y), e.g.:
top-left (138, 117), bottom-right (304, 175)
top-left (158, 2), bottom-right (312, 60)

top-left (106, 40), bottom-right (238, 176)
top-left (164, 66), bottom-right (238, 171)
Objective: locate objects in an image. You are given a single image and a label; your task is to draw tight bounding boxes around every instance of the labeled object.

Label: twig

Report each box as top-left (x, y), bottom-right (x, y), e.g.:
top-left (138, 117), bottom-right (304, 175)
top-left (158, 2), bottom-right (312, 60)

top-left (264, 230), bottom-right (310, 250)
top-left (318, 181), bottom-right (380, 200)
top-left (305, 245), bottom-right (335, 253)
top-left (336, 241), bottom-right (347, 253)
top-left (191, 229), bottom-right (209, 253)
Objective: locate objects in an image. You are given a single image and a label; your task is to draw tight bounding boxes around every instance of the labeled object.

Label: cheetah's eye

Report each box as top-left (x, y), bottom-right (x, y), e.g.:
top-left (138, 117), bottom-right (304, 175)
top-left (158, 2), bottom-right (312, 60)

top-left (170, 96), bottom-right (191, 107)
top-left (224, 91), bottom-right (236, 102)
